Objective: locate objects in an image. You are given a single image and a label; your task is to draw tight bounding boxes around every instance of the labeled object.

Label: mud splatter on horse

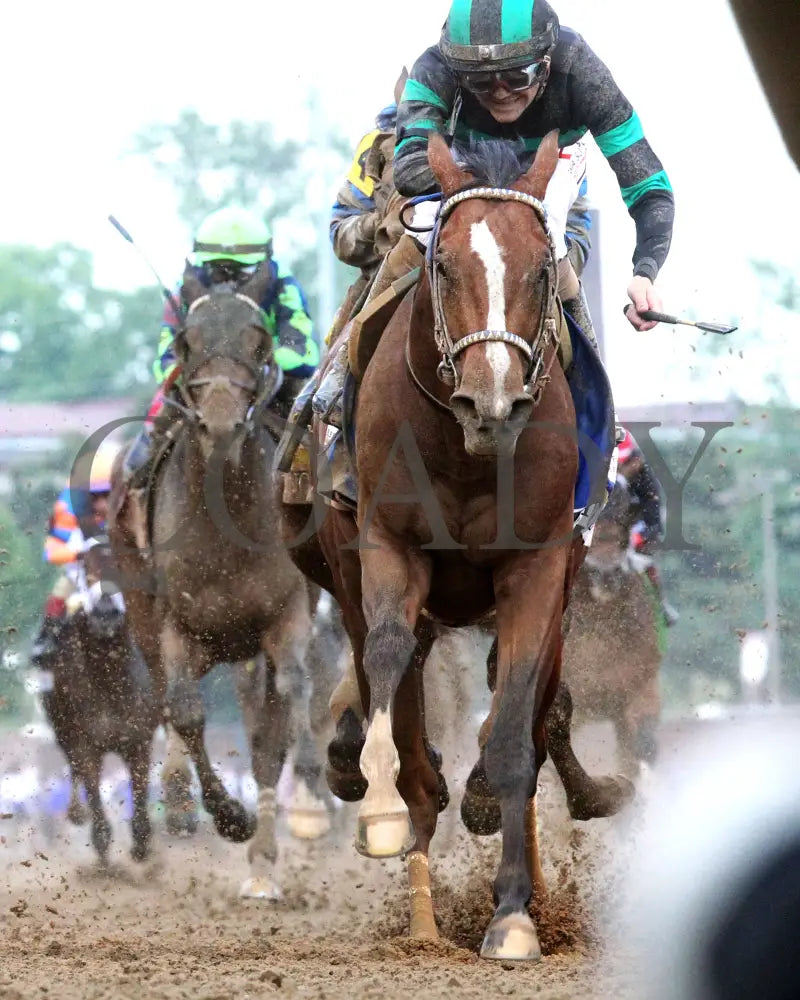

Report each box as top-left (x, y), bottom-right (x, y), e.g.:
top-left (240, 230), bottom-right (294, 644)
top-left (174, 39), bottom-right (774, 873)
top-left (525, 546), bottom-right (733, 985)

top-left (41, 535), bottom-right (158, 863)
top-left (281, 133), bottom-right (629, 959)
top-left (110, 264), bottom-right (332, 898)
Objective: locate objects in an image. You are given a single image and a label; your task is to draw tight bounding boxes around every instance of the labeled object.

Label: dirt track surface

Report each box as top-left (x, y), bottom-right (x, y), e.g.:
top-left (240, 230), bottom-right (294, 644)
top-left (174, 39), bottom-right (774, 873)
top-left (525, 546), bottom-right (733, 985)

top-left (0, 746), bottom-right (641, 1000)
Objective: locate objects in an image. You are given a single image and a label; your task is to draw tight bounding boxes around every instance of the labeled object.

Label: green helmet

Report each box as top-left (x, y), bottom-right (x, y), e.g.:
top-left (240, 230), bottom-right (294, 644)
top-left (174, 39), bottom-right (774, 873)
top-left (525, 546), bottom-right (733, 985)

top-left (192, 206), bottom-right (273, 266)
top-left (440, 0), bottom-right (559, 73)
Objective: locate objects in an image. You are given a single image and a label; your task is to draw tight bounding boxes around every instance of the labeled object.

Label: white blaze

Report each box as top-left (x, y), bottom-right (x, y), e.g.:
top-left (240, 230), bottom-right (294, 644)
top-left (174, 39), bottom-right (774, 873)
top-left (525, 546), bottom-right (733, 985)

top-left (471, 219), bottom-right (510, 417)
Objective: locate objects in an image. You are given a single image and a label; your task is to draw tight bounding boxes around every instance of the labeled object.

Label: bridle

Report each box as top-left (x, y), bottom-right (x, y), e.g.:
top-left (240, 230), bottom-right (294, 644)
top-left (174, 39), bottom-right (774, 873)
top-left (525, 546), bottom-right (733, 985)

top-left (413, 185), bottom-right (560, 408)
top-left (165, 291), bottom-right (281, 434)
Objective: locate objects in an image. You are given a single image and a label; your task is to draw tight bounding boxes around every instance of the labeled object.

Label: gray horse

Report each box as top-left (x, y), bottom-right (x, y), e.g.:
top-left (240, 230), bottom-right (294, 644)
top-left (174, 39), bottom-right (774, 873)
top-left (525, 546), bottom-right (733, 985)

top-left (110, 264), bottom-right (332, 898)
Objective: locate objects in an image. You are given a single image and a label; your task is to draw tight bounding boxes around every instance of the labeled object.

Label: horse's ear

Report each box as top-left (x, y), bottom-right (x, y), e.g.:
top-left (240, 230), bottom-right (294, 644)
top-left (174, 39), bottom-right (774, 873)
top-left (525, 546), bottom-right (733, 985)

top-left (428, 132), bottom-right (470, 196)
top-left (239, 260), bottom-right (276, 305)
top-left (180, 259), bottom-right (205, 307)
top-left (518, 130), bottom-right (560, 199)
top-left (394, 66), bottom-right (409, 106)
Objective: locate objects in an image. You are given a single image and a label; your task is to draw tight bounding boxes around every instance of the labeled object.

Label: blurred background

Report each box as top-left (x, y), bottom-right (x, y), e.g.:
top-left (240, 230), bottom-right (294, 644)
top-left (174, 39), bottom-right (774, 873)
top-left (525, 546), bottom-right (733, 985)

top-left (1, 0), bottom-right (799, 741)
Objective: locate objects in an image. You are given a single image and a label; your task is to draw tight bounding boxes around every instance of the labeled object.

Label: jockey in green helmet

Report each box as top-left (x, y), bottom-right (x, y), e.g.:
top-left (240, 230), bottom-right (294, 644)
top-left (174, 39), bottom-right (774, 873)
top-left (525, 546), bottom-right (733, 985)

top-left (124, 205), bottom-right (320, 483)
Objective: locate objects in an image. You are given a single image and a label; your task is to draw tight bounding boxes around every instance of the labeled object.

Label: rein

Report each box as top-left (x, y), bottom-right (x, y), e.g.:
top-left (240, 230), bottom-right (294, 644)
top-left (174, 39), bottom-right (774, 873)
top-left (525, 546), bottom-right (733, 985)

top-left (409, 186), bottom-right (560, 410)
top-left (165, 291), bottom-right (280, 434)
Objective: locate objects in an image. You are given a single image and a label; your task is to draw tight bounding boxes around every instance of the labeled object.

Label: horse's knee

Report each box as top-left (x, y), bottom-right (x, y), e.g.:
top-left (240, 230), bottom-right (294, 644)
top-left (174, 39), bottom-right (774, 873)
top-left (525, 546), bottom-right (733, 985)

top-left (166, 678), bottom-right (204, 733)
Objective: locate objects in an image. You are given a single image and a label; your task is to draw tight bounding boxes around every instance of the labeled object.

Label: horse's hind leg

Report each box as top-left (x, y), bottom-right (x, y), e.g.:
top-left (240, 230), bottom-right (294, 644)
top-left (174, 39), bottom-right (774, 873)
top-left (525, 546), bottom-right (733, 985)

top-left (547, 681), bottom-right (635, 820)
top-left (163, 621), bottom-right (254, 843)
top-left (161, 724), bottom-right (199, 836)
top-left (262, 585), bottom-right (331, 843)
top-left (234, 654), bottom-right (290, 900)
top-left (80, 753), bottom-right (112, 864)
top-left (125, 740), bottom-right (153, 862)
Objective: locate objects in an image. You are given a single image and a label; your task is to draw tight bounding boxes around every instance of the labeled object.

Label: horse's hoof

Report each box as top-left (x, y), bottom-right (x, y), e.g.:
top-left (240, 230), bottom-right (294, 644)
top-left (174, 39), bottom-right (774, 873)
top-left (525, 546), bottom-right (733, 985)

top-left (480, 912), bottom-right (542, 962)
top-left (355, 810), bottom-right (415, 859)
top-left (567, 773), bottom-right (636, 821)
top-left (328, 708), bottom-right (365, 772)
top-left (326, 763), bottom-right (368, 802)
top-left (460, 787), bottom-right (502, 835)
top-left (239, 876), bottom-right (282, 901)
top-left (288, 806), bottom-right (331, 840)
top-left (213, 801), bottom-right (256, 843)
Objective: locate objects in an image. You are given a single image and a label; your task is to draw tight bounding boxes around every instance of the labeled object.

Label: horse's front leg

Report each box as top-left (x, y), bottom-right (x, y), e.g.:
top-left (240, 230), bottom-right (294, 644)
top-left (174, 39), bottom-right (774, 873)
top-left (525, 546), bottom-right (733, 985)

top-left (234, 653), bottom-right (289, 900)
top-left (162, 619), bottom-right (254, 843)
top-left (356, 539), bottom-right (431, 859)
top-left (479, 547), bottom-right (569, 963)
top-left (161, 723), bottom-right (199, 837)
top-left (262, 583), bottom-right (332, 845)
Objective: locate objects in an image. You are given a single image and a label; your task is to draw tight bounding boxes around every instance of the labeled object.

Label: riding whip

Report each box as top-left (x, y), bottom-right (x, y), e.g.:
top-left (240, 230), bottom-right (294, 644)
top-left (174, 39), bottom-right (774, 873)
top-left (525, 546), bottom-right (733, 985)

top-left (623, 304), bottom-right (737, 335)
top-left (108, 214), bottom-right (185, 321)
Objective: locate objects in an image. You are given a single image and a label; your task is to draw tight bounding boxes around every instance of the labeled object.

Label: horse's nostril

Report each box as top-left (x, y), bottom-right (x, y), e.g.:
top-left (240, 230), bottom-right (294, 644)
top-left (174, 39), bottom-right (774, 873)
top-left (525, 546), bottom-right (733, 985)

top-left (509, 396), bottom-right (534, 425)
top-left (450, 392), bottom-right (478, 421)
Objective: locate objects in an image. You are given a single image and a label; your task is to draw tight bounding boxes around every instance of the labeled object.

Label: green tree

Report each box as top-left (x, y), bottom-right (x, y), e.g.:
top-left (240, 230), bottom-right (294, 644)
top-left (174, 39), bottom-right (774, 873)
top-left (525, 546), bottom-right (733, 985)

top-left (130, 109), bottom-right (357, 330)
top-left (0, 243), bottom-right (160, 402)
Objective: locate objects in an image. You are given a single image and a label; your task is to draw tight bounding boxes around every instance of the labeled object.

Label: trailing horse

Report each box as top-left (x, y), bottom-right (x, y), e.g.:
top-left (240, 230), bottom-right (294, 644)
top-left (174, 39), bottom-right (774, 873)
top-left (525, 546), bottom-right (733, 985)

top-left (41, 535), bottom-right (158, 864)
top-left (280, 133), bottom-right (631, 960)
top-left (561, 481), bottom-right (663, 774)
top-left (110, 264), bottom-right (333, 899)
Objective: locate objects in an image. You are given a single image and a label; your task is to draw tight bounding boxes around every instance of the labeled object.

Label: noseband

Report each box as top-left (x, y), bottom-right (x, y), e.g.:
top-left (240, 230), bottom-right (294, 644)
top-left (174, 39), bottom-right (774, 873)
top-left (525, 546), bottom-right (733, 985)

top-left (425, 186), bottom-right (560, 403)
top-left (167, 291), bottom-right (280, 433)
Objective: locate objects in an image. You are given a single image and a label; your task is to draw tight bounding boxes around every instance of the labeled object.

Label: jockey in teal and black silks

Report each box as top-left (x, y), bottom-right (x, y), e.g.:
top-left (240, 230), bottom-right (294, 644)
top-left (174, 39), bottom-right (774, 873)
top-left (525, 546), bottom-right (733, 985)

top-left (395, 0), bottom-right (675, 330)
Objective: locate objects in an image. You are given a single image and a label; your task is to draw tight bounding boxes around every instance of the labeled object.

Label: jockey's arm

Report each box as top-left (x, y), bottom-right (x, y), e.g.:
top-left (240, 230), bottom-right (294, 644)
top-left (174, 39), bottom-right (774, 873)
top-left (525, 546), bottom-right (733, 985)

top-left (565, 185), bottom-right (592, 278)
top-left (268, 264), bottom-right (320, 379)
top-left (43, 491), bottom-right (82, 565)
top-left (394, 54), bottom-right (456, 196)
top-left (330, 129), bottom-right (383, 270)
top-left (570, 37), bottom-right (674, 285)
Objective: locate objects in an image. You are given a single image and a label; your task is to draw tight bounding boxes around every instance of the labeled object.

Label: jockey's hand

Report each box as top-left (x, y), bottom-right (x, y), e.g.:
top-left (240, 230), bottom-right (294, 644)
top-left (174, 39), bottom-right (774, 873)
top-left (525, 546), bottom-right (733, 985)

top-left (631, 530), bottom-right (646, 552)
top-left (626, 276), bottom-right (662, 331)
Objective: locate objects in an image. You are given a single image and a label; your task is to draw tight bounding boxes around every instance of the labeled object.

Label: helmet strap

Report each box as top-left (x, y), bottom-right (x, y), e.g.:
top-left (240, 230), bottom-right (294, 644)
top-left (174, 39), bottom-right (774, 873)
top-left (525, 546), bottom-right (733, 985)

top-left (532, 54), bottom-right (552, 103)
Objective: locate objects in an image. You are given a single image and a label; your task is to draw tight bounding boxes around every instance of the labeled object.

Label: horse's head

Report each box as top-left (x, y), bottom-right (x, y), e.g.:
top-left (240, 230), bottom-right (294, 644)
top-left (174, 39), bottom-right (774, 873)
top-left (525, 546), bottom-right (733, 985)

top-left (76, 536), bottom-right (126, 641)
top-left (426, 131), bottom-right (560, 457)
top-left (176, 262), bottom-right (276, 466)
top-left (583, 484), bottom-right (638, 600)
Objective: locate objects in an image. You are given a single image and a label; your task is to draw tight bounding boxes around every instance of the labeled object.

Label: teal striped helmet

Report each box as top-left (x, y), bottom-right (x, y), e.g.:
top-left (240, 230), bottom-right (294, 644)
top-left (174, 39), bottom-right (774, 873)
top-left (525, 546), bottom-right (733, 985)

top-left (440, 0), bottom-right (559, 73)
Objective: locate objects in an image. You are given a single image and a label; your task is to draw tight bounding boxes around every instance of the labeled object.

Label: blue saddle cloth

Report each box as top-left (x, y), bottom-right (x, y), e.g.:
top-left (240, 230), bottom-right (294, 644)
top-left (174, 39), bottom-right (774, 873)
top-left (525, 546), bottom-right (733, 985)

top-left (564, 312), bottom-right (616, 513)
top-left (337, 314), bottom-right (615, 516)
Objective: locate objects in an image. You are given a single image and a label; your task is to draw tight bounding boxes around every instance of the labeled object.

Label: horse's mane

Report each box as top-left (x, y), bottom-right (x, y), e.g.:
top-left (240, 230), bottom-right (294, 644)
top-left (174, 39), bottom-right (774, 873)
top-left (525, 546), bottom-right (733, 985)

top-left (452, 138), bottom-right (530, 189)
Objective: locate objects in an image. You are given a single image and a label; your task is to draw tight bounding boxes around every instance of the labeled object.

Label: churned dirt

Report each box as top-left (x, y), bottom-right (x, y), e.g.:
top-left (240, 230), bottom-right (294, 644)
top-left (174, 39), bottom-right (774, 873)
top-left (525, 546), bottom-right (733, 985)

top-left (0, 707), bottom-right (649, 1000)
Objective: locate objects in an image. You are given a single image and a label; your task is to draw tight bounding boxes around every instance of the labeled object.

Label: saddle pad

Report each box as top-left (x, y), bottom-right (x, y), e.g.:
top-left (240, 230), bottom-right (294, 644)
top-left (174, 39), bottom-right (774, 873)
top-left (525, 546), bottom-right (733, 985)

top-left (565, 312), bottom-right (616, 514)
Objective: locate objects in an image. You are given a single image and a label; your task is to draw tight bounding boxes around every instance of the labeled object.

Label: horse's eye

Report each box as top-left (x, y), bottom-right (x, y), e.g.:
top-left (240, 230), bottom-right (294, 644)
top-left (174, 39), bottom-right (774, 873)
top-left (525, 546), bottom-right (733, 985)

top-left (435, 255), bottom-right (450, 278)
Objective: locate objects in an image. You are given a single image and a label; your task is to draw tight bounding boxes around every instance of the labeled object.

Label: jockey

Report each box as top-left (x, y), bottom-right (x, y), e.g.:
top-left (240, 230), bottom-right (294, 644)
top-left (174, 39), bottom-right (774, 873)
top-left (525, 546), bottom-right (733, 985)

top-left (123, 205), bottom-right (319, 482)
top-left (29, 442), bottom-right (119, 669)
top-left (616, 429), bottom-right (679, 627)
top-left (315, 66), bottom-right (596, 426)
top-left (392, 0), bottom-right (673, 331)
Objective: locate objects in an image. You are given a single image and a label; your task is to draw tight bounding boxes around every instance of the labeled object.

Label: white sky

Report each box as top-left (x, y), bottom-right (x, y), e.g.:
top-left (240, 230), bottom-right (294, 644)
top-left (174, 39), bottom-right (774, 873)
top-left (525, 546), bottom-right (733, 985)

top-left (4, 0), bottom-right (799, 407)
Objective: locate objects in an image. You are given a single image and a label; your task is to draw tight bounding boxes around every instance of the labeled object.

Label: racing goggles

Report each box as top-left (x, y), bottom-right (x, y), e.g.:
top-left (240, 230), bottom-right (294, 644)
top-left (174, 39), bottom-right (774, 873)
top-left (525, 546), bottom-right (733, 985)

top-left (459, 61), bottom-right (541, 95)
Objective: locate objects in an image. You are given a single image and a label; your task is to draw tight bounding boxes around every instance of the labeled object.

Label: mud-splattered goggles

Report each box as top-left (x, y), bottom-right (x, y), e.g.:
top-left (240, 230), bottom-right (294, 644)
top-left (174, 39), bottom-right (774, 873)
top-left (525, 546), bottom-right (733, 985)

top-left (459, 61), bottom-right (541, 94)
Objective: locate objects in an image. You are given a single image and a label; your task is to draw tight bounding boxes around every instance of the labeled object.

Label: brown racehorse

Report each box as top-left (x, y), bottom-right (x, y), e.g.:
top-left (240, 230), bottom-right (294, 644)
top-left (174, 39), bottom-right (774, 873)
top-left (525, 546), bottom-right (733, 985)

top-left (561, 482), bottom-right (662, 775)
top-left (110, 265), bottom-right (330, 899)
top-left (42, 536), bottom-right (158, 864)
top-left (281, 132), bottom-right (630, 960)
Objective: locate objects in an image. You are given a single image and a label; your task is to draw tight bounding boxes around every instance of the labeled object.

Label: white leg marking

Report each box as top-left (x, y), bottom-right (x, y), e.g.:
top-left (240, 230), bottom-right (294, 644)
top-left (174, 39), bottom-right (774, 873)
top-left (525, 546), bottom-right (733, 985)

top-left (471, 220), bottom-right (511, 417)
